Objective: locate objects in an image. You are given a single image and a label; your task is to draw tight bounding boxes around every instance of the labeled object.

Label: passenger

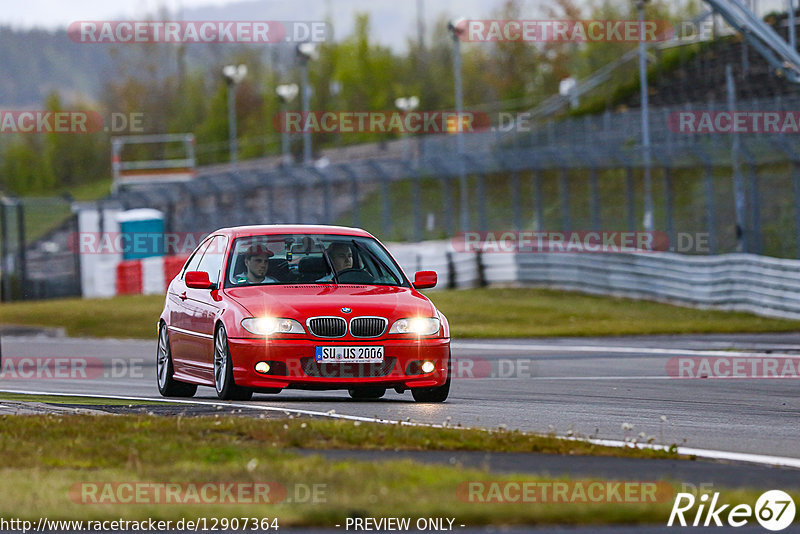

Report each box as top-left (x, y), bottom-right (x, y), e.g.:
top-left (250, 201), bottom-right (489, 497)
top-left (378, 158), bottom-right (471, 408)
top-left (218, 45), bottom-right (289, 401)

top-left (234, 244), bottom-right (278, 284)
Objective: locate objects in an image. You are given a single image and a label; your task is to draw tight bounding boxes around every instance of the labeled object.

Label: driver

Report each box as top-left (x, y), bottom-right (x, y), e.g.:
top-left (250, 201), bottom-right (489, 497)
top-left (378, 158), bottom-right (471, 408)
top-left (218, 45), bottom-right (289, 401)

top-left (328, 242), bottom-right (353, 272)
top-left (234, 244), bottom-right (278, 284)
top-left (316, 242), bottom-right (357, 282)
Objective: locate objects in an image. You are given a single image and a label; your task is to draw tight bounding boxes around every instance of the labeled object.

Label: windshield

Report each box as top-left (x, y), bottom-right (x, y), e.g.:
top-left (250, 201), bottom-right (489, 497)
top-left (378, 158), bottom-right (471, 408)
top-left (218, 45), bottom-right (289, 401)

top-left (224, 234), bottom-right (408, 288)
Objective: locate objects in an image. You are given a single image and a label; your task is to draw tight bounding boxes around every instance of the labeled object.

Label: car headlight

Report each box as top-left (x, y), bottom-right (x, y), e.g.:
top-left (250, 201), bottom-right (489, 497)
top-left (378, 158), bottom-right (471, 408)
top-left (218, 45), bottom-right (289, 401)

top-left (241, 317), bottom-right (305, 336)
top-left (388, 317), bottom-right (441, 336)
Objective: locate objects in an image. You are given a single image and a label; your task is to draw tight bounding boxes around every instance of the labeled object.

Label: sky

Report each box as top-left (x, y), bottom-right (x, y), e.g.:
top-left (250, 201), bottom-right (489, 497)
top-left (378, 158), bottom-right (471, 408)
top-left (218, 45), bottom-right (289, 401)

top-left (1, 0), bottom-right (789, 29)
top-left (1, 0), bottom-right (232, 28)
top-left (0, 0), bottom-right (513, 51)
top-left (0, 0), bottom-right (789, 51)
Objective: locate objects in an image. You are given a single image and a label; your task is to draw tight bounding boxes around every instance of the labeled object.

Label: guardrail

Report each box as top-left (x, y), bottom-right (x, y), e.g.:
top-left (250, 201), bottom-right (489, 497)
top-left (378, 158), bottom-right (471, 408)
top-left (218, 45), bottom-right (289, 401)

top-left (387, 241), bottom-right (800, 320)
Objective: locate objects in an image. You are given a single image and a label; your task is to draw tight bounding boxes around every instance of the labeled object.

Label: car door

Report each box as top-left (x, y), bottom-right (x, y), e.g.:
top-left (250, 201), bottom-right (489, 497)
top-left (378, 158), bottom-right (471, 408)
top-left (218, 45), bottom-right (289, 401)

top-left (168, 238), bottom-right (211, 374)
top-left (182, 234), bottom-right (228, 379)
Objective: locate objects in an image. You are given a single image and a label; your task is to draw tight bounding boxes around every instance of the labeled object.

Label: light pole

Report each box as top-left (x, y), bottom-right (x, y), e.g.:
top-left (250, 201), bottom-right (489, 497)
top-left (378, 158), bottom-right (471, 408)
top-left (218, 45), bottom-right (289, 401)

top-left (635, 0), bottom-right (654, 233)
top-left (395, 96), bottom-right (419, 165)
top-left (448, 17), bottom-right (469, 232)
top-left (276, 84), bottom-right (299, 166)
top-left (296, 42), bottom-right (318, 166)
top-left (222, 64), bottom-right (247, 169)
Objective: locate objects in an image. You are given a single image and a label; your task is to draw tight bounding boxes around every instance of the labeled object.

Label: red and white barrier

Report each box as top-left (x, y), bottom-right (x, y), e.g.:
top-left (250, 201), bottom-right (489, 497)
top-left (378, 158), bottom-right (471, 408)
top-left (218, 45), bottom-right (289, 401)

top-left (116, 255), bottom-right (189, 296)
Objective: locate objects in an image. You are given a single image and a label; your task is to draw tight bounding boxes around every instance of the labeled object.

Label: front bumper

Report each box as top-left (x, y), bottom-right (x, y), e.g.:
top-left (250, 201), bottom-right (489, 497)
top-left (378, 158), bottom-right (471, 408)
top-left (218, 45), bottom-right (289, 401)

top-left (228, 336), bottom-right (450, 390)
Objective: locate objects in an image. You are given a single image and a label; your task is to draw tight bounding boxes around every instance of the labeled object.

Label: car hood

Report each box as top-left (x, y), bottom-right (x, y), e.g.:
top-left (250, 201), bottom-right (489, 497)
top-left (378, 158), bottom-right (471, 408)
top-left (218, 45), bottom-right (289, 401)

top-left (224, 284), bottom-right (436, 320)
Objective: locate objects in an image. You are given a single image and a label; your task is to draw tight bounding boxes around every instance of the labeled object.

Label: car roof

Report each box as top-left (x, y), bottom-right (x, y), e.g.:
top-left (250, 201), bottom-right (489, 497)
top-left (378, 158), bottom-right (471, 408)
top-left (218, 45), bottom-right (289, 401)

top-left (213, 224), bottom-right (376, 240)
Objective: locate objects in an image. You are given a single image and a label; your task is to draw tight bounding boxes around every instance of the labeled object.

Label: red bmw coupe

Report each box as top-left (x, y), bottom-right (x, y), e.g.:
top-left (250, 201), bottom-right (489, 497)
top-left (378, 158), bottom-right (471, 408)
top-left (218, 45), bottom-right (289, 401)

top-left (157, 225), bottom-right (450, 402)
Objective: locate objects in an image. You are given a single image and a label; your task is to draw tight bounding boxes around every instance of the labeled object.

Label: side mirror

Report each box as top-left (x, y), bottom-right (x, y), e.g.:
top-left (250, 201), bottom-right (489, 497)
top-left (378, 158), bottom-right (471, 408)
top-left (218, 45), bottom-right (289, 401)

top-left (185, 271), bottom-right (215, 290)
top-left (413, 270), bottom-right (437, 290)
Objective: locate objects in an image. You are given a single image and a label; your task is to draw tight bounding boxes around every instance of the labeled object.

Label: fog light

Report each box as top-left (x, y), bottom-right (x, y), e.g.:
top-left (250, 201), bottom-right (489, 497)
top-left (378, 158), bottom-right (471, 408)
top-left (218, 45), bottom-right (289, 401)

top-left (254, 361), bottom-right (271, 374)
top-left (421, 361), bottom-right (435, 374)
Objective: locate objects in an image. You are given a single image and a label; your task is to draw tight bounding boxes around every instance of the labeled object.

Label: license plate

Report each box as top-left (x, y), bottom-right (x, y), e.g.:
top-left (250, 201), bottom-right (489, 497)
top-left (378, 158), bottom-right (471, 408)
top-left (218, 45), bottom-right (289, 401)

top-left (315, 346), bottom-right (384, 363)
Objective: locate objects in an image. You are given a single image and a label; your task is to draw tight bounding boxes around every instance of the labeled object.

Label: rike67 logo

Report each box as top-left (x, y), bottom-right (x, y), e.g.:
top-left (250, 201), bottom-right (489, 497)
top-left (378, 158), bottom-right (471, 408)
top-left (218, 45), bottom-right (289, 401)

top-left (668, 490), bottom-right (796, 530)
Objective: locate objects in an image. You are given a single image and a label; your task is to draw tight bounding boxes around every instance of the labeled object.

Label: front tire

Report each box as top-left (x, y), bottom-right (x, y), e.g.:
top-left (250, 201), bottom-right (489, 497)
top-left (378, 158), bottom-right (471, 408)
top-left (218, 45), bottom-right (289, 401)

top-left (214, 325), bottom-right (253, 401)
top-left (156, 324), bottom-right (197, 398)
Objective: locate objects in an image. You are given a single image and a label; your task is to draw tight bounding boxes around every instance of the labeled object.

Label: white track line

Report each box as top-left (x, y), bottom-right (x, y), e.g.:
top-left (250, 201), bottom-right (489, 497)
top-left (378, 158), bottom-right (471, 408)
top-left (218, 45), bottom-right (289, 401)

top-left (453, 342), bottom-right (800, 359)
top-left (2, 388), bottom-right (799, 470)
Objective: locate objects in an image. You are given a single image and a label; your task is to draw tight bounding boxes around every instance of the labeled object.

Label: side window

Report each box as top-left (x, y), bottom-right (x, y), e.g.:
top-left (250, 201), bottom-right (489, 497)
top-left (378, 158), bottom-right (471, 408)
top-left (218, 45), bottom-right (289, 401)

top-left (181, 239), bottom-right (211, 278)
top-left (196, 235), bottom-right (228, 285)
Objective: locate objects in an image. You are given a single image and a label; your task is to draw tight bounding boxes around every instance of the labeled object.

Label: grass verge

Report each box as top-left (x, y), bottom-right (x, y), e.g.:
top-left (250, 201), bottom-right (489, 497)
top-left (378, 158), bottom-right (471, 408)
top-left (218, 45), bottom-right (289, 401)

top-left (1, 289), bottom-right (799, 339)
top-left (0, 414), bottom-right (780, 526)
top-left (0, 392), bottom-right (168, 406)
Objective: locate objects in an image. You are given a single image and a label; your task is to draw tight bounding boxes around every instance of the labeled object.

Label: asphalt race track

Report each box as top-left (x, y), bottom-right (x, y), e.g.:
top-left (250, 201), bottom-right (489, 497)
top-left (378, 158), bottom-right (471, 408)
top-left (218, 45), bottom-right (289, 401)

top-left (1, 331), bottom-right (799, 460)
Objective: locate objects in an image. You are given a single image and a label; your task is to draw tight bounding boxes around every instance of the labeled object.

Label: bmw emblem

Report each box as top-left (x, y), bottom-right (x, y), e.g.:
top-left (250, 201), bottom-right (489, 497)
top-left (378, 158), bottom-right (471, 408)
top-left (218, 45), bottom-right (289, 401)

top-left (341, 307), bottom-right (352, 314)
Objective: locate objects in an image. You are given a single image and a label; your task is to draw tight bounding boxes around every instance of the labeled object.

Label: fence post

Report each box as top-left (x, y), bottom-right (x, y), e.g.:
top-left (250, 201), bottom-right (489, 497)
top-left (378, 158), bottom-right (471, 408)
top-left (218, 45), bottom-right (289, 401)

top-left (381, 175), bottom-right (392, 238)
top-left (626, 167), bottom-right (636, 232)
top-left (0, 198), bottom-right (8, 301)
top-left (748, 163), bottom-right (762, 255)
top-left (559, 168), bottom-right (571, 231)
top-left (477, 173), bottom-right (487, 231)
top-left (293, 180), bottom-right (303, 223)
top-left (704, 164), bottom-right (717, 254)
top-left (511, 171), bottom-right (521, 230)
top-left (412, 172), bottom-right (422, 242)
top-left (589, 167), bottom-right (600, 229)
top-left (71, 211), bottom-right (83, 298)
top-left (265, 182), bottom-right (274, 223)
top-left (727, 64), bottom-right (748, 252)
top-left (442, 175), bottom-right (454, 237)
top-left (793, 161), bottom-right (800, 259)
top-left (533, 169), bottom-right (543, 231)
top-left (664, 166), bottom-right (675, 251)
top-left (345, 167), bottom-right (359, 228)
top-left (16, 201), bottom-right (26, 300)
top-left (446, 251), bottom-right (456, 289)
top-left (476, 249), bottom-right (487, 287)
top-left (318, 171), bottom-right (332, 224)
